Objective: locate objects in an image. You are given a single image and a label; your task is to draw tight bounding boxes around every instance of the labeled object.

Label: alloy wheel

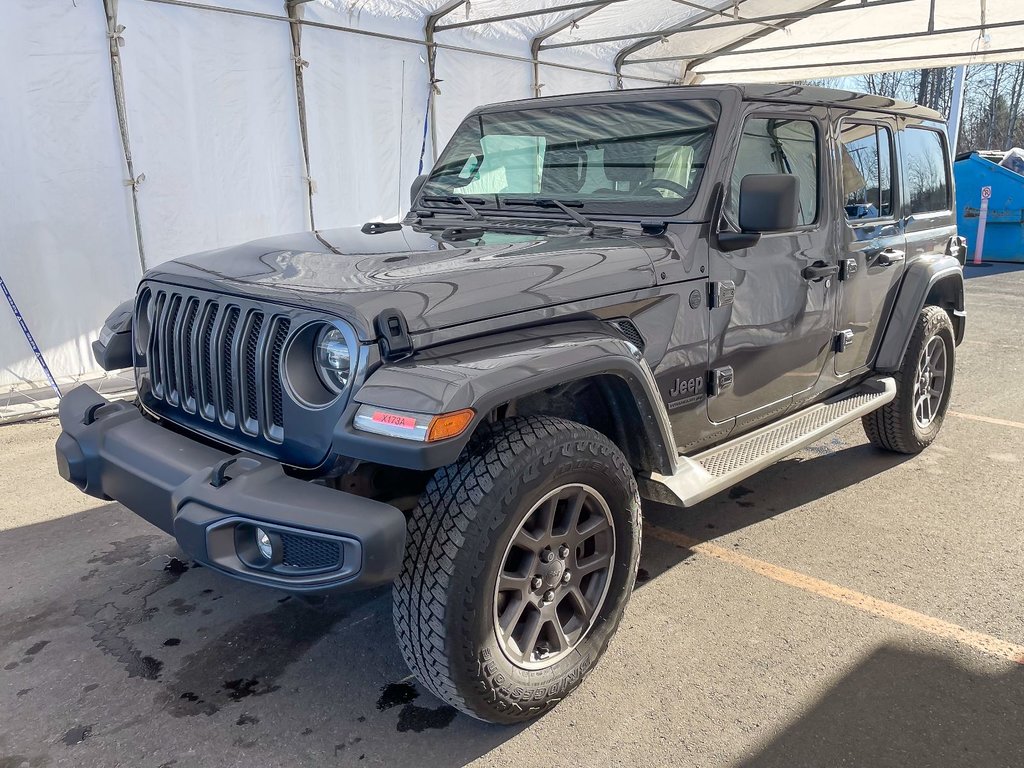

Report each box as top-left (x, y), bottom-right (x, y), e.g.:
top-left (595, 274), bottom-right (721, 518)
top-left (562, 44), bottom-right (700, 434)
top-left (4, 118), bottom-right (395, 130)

top-left (493, 483), bottom-right (616, 669)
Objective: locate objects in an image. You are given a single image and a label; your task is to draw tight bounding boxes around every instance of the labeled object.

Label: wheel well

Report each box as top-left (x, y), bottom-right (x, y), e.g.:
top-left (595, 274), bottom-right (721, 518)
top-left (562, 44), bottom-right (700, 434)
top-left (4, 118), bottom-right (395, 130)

top-left (925, 274), bottom-right (965, 343)
top-left (488, 374), bottom-right (660, 473)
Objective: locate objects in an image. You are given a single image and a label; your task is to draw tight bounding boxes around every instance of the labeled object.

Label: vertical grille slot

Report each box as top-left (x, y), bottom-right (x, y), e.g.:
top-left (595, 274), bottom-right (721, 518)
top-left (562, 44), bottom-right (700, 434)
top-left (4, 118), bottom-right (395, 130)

top-left (221, 307), bottom-right (240, 425)
top-left (241, 312), bottom-right (265, 435)
top-left (162, 294), bottom-right (183, 406)
top-left (149, 291), bottom-right (167, 398)
top-left (197, 303), bottom-right (219, 421)
top-left (269, 318), bottom-right (290, 433)
top-left (180, 298), bottom-right (200, 412)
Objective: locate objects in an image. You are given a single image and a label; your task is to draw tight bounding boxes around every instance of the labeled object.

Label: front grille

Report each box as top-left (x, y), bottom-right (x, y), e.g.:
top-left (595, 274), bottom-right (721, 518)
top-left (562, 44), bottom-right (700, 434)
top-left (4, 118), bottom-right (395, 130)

top-left (280, 533), bottom-right (342, 571)
top-left (141, 287), bottom-right (290, 443)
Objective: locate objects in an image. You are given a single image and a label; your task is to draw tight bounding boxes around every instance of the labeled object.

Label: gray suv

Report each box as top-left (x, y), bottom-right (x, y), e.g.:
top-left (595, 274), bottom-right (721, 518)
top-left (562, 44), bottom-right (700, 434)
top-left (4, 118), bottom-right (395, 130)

top-left (56, 83), bottom-right (966, 724)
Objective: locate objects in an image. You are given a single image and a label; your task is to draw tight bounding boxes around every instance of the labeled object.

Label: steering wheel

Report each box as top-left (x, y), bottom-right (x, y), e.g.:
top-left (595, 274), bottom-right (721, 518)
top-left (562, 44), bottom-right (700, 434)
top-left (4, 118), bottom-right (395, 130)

top-left (633, 178), bottom-right (689, 198)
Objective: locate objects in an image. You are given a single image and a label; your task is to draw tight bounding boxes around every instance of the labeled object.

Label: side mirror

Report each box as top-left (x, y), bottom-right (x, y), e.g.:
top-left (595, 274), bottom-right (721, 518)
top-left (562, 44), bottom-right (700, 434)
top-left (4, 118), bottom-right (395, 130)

top-left (409, 174), bottom-right (428, 205)
top-left (738, 173), bottom-right (800, 232)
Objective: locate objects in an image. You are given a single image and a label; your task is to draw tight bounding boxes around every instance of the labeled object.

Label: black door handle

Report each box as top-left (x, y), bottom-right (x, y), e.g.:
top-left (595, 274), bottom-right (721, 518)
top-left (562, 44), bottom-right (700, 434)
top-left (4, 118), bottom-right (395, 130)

top-left (876, 248), bottom-right (906, 267)
top-left (801, 261), bottom-right (839, 281)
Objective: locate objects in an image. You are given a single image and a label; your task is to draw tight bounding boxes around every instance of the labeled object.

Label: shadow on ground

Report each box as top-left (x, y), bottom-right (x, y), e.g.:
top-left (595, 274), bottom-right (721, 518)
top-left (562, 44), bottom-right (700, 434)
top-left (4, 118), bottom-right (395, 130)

top-left (2, 437), bottom-right (1013, 767)
top-left (740, 644), bottom-right (1024, 767)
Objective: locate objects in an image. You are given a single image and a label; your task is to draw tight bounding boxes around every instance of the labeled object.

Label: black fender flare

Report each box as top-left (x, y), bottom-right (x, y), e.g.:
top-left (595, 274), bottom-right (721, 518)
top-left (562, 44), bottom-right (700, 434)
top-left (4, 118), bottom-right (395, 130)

top-left (874, 254), bottom-right (965, 373)
top-left (92, 299), bottom-right (135, 371)
top-left (331, 324), bottom-right (678, 474)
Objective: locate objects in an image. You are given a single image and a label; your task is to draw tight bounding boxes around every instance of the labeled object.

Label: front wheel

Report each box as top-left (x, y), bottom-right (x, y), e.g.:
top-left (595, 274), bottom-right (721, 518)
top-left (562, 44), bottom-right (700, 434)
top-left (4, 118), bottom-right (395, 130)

top-left (392, 416), bottom-right (641, 724)
top-left (863, 305), bottom-right (955, 453)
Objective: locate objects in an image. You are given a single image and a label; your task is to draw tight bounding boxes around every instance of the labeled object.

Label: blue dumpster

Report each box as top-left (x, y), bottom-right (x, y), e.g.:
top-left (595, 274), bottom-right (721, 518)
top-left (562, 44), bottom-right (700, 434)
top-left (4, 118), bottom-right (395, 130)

top-left (954, 153), bottom-right (1024, 263)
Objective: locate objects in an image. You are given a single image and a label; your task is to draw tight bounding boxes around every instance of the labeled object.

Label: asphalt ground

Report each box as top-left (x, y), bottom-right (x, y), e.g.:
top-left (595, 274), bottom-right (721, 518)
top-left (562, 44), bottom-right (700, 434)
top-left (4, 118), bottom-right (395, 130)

top-left (2, 263), bottom-right (1022, 768)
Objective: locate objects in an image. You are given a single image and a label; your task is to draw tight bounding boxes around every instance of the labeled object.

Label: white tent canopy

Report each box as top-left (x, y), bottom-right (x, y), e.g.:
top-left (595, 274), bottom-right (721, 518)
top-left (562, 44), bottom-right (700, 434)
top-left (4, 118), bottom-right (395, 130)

top-left (2, 0), bottom-right (1021, 400)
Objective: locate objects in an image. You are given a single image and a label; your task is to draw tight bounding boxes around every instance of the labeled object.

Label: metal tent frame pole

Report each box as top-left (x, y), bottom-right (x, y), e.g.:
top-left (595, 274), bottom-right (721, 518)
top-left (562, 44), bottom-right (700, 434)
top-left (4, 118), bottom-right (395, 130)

top-left (693, 44), bottom-right (1024, 77)
top-left (425, 2), bottom-right (469, 164)
top-left (948, 65), bottom-right (968, 155)
top-left (625, 19), bottom-right (1024, 65)
top-left (286, 0), bottom-right (316, 231)
top-left (558, 0), bottom-right (915, 53)
top-left (530, 3), bottom-right (615, 97)
top-left (103, 0), bottom-right (147, 274)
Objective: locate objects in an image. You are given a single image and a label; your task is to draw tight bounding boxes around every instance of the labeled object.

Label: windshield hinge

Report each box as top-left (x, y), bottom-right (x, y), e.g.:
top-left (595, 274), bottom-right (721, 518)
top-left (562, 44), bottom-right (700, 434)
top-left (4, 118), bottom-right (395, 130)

top-left (640, 219), bottom-right (667, 235)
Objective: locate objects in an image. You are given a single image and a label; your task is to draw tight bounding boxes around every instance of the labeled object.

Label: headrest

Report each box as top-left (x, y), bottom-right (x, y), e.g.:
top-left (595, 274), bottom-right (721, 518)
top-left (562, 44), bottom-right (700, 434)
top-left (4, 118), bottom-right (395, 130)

top-left (601, 141), bottom-right (654, 183)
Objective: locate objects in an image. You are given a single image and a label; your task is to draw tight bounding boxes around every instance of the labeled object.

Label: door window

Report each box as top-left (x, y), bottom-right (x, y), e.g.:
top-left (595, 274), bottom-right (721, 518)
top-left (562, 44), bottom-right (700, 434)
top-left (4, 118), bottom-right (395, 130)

top-left (839, 122), bottom-right (894, 221)
top-left (725, 117), bottom-right (819, 227)
top-left (900, 128), bottom-right (950, 213)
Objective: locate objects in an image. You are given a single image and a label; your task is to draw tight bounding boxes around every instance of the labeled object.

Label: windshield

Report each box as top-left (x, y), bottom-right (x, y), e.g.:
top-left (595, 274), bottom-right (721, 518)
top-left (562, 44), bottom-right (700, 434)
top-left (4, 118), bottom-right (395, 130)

top-left (421, 98), bottom-right (721, 216)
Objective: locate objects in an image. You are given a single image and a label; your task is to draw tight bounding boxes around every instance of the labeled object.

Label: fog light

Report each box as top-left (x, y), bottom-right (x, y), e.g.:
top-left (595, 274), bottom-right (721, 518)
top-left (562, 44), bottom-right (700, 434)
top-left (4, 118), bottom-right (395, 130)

top-left (256, 528), bottom-right (273, 560)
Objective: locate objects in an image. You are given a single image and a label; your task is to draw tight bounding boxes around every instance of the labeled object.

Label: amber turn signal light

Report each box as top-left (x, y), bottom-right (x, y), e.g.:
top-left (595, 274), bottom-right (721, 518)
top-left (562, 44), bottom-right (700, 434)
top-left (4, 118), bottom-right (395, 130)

top-left (426, 408), bottom-right (475, 442)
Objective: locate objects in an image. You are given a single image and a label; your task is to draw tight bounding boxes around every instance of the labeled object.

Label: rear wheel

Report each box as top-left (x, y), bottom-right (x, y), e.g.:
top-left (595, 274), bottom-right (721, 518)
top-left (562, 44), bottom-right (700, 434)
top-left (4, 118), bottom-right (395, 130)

top-left (863, 305), bottom-right (955, 453)
top-left (392, 416), bottom-right (641, 724)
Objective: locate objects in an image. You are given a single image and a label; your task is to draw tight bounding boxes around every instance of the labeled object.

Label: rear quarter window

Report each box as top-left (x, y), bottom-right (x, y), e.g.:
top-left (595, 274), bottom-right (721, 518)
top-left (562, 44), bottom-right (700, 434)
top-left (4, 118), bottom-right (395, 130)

top-left (900, 127), bottom-right (950, 214)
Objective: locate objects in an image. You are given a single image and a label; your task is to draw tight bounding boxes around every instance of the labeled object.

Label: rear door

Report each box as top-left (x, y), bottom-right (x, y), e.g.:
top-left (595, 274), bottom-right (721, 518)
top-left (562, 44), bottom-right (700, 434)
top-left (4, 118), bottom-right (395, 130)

top-left (833, 112), bottom-right (905, 374)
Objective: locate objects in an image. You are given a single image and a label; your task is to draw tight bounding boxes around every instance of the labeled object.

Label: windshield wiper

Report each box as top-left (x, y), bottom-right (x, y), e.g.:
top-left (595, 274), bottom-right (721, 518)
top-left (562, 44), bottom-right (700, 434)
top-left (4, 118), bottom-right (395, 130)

top-left (502, 197), bottom-right (595, 235)
top-left (420, 194), bottom-right (485, 220)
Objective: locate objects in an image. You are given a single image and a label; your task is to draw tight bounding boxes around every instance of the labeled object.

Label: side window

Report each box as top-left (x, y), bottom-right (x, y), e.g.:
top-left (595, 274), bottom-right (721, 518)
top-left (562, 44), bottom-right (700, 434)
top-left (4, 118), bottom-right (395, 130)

top-left (726, 117), bottom-right (819, 227)
top-left (900, 127), bottom-right (950, 214)
top-left (839, 122), bottom-right (894, 221)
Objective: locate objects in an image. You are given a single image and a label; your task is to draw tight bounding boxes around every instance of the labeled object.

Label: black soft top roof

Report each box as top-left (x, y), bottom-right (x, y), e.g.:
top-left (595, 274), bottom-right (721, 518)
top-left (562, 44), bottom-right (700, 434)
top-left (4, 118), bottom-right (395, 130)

top-left (476, 82), bottom-right (944, 123)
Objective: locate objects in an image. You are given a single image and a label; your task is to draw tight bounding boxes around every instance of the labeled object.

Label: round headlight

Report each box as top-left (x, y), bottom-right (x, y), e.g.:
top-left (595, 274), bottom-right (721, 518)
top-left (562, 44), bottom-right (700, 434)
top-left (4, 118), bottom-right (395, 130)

top-left (314, 326), bottom-right (352, 394)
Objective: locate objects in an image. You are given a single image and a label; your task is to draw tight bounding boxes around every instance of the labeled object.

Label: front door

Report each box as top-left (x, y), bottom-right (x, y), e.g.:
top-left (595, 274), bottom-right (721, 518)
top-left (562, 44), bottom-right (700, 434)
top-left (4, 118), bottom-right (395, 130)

top-left (832, 112), bottom-right (906, 374)
top-left (707, 106), bottom-right (838, 426)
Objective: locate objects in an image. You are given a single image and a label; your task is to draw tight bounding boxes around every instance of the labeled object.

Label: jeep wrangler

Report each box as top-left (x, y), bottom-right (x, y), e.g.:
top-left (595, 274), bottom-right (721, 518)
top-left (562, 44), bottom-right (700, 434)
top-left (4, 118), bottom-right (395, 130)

top-left (56, 84), bottom-right (966, 724)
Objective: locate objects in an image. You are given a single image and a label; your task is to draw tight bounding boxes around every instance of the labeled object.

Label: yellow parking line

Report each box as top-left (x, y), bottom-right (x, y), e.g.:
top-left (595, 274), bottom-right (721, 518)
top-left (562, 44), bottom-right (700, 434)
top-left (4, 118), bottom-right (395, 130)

top-left (645, 524), bottom-right (1024, 665)
top-left (949, 410), bottom-right (1024, 430)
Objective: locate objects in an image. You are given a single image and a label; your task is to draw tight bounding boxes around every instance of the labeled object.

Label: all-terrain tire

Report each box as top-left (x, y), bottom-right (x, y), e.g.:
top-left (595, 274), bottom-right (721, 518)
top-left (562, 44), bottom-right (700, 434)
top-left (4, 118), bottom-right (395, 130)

top-left (862, 305), bottom-right (955, 454)
top-left (392, 415), bottom-right (641, 724)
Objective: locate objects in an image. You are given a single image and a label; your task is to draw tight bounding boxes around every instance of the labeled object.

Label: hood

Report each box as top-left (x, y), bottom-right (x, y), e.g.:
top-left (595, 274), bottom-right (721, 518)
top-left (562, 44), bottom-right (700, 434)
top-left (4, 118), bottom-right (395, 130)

top-left (144, 224), bottom-right (657, 341)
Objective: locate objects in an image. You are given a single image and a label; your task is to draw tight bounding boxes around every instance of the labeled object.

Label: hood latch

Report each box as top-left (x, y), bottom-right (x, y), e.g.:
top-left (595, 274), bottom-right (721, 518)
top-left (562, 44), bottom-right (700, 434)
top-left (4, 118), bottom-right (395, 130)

top-left (374, 308), bottom-right (414, 362)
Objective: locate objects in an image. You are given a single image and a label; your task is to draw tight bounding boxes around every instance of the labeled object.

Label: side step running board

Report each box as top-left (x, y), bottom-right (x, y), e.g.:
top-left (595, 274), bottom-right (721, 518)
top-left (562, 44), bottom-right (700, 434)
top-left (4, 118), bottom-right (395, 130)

top-left (644, 376), bottom-right (896, 508)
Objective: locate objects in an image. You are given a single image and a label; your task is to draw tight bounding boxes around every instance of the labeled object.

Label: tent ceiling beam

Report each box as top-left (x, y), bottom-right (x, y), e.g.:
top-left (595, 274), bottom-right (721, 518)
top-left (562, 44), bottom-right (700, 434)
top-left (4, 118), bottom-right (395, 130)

top-left (677, 0), bottom-right (846, 81)
top-left (136, 0), bottom-right (672, 85)
top-left (530, 4), bottom-right (617, 97)
top-left (433, 0), bottom-right (630, 33)
top-left (545, 0), bottom-right (913, 52)
top-left (694, 43), bottom-right (1024, 77)
top-left (666, 0), bottom-right (784, 32)
top-left (625, 19), bottom-right (1024, 65)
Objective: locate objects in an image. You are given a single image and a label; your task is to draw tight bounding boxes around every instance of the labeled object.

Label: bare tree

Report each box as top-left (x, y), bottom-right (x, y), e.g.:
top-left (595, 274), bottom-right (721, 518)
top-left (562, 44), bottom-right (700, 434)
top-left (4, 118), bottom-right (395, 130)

top-left (806, 62), bottom-right (1024, 153)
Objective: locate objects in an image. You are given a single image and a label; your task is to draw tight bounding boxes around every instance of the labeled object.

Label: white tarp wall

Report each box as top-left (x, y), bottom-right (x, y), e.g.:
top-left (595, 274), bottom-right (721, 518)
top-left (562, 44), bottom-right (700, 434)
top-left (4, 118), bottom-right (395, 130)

top-left (1, 0), bottom-right (621, 398)
top-left (3, 0), bottom-right (1022, 398)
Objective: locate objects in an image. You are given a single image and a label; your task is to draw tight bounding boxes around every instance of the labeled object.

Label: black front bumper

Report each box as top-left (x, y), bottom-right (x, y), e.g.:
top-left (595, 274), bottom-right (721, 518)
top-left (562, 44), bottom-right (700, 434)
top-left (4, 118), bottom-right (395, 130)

top-left (55, 386), bottom-right (406, 593)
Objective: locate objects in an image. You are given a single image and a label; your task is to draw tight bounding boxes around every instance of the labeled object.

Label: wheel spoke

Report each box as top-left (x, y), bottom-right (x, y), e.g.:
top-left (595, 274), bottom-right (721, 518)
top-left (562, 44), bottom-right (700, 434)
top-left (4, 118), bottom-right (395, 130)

top-left (498, 572), bottom-right (530, 595)
top-left (498, 594), bottom-right (529, 640)
top-left (565, 490), bottom-right (587, 536)
top-left (518, 612), bottom-right (544, 660)
top-left (576, 549), bottom-right (612, 576)
top-left (537, 495), bottom-right (559, 540)
top-left (566, 584), bottom-right (592, 617)
top-left (549, 614), bottom-right (572, 653)
top-left (573, 515), bottom-right (610, 547)
top-left (513, 527), bottom-right (543, 554)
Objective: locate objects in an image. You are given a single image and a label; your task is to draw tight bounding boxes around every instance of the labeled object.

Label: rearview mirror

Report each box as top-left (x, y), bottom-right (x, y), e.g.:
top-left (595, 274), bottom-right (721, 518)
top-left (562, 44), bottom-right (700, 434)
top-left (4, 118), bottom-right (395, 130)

top-left (738, 174), bottom-right (800, 233)
top-left (409, 174), bottom-right (428, 205)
